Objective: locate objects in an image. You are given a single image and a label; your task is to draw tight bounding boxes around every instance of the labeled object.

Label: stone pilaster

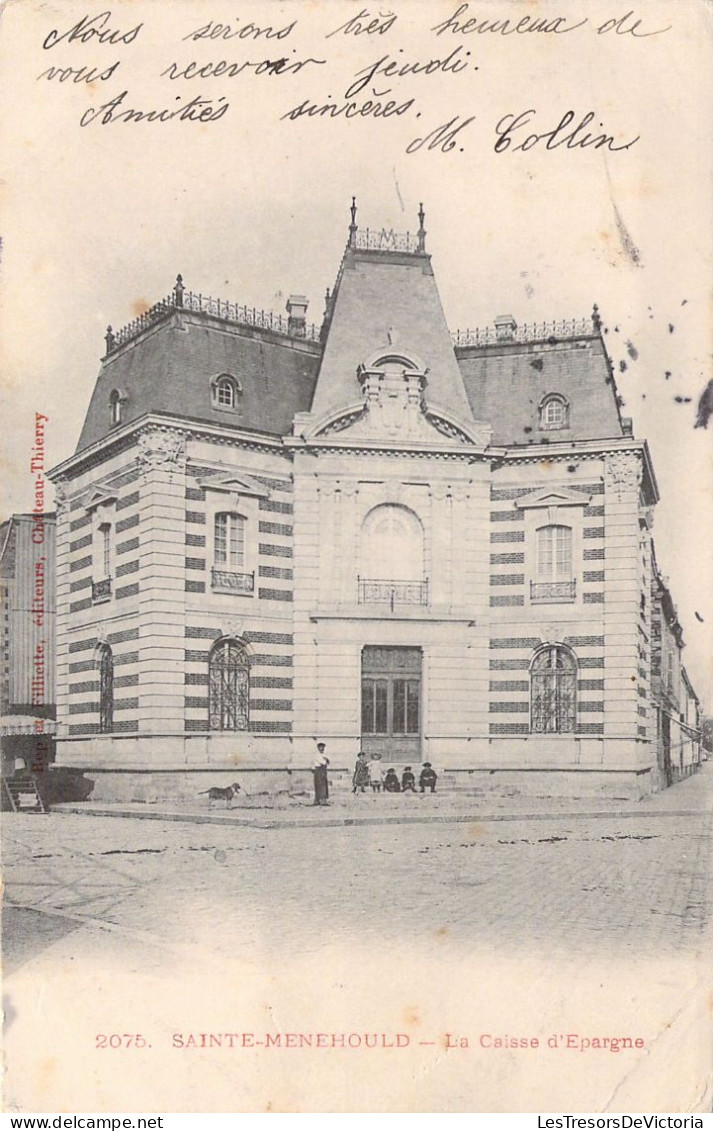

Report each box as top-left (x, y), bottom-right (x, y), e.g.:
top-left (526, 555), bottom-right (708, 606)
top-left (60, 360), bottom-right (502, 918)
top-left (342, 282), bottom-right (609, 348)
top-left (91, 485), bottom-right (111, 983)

top-left (602, 451), bottom-right (642, 759)
top-left (136, 430), bottom-right (187, 743)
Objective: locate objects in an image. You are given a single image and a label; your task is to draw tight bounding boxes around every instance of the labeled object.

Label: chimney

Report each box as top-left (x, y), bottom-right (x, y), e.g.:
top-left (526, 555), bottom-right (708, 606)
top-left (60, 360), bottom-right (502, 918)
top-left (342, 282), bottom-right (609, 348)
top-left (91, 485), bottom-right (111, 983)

top-left (494, 315), bottom-right (517, 342)
top-left (621, 417), bottom-right (634, 436)
top-left (286, 294), bottom-right (308, 338)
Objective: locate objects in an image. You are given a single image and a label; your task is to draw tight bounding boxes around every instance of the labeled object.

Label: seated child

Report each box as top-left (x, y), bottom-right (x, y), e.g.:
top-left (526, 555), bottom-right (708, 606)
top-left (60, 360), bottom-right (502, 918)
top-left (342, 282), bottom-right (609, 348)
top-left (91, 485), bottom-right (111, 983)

top-left (383, 768), bottom-right (401, 792)
top-left (401, 766), bottom-right (416, 792)
top-left (419, 762), bottom-right (438, 793)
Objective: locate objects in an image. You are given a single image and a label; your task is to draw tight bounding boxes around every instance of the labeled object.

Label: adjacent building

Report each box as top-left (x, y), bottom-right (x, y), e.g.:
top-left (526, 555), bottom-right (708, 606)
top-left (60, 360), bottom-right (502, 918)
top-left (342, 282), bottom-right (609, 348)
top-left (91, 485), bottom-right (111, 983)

top-left (0, 513), bottom-right (56, 784)
top-left (47, 203), bottom-right (701, 801)
top-left (650, 558), bottom-right (702, 786)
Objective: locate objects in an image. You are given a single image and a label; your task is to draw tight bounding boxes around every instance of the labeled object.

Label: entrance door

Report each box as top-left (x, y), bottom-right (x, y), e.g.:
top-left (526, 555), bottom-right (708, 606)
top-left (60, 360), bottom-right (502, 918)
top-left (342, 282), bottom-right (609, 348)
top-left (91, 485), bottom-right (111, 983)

top-left (361, 646), bottom-right (422, 762)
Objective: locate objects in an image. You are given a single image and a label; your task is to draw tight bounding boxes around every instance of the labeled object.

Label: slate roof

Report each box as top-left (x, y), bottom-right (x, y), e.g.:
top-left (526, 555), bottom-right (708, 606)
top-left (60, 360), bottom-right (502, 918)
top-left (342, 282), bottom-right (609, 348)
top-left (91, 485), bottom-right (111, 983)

top-left (76, 241), bottom-right (624, 454)
top-left (311, 247), bottom-right (474, 421)
top-left (76, 311), bottom-right (322, 453)
top-left (456, 334), bottom-right (624, 446)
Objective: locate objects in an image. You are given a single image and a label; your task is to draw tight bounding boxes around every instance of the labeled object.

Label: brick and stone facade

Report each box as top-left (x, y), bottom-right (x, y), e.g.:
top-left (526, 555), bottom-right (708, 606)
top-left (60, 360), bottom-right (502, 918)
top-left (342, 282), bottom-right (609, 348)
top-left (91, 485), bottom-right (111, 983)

top-left (48, 204), bottom-right (700, 801)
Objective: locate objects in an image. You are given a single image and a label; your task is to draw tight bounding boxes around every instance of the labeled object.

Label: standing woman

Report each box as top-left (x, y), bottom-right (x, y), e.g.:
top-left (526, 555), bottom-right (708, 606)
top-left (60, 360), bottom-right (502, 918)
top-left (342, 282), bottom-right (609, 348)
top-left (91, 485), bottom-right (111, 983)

top-left (312, 742), bottom-right (330, 806)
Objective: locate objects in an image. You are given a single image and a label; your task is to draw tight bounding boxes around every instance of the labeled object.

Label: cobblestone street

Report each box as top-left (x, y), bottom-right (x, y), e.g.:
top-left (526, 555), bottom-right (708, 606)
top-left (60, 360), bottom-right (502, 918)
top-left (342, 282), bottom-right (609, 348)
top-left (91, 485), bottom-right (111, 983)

top-left (4, 804), bottom-right (713, 966)
top-left (5, 766), bottom-right (713, 964)
top-left (4, 767), bottom-right (713, 1113)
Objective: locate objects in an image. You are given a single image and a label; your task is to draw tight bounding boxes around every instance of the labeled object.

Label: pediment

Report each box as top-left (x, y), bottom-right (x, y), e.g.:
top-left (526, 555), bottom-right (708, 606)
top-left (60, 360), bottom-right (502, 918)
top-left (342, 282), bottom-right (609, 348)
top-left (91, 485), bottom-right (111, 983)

top-left (84, 489), bottom-right (118, 514)
top-left (306, 400), bottom-right (491, 449)
top-left (198, 473), bottom-right (269, 499)
top-left (514, 486), bottom-right (591, 510)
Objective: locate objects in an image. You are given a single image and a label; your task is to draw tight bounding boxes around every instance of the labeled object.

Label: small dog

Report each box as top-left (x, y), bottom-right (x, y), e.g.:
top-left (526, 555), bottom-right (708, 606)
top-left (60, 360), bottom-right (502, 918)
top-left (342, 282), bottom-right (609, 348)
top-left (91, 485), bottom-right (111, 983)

top-left (198, 782), bottom-right (242, 808)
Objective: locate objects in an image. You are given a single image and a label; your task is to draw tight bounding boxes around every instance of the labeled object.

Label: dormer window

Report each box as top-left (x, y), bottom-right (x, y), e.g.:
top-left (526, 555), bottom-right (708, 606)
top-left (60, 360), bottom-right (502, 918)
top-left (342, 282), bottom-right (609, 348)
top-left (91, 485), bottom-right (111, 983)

top-left (539, 393), bottom-right (569, 431)
top-left (211, 374), bottom-right (241, 413)
top-left (109, 389), bottom-right (127, 426)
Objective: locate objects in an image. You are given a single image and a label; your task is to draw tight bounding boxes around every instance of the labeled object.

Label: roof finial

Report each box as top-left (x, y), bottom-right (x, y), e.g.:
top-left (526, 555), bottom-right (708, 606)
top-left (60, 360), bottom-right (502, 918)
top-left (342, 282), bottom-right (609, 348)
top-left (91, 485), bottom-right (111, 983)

top-left (348, 196), bottom-right (358, 249)
top-left (417, 202), bottom-right (426, 252)
top-left (174, 274), bottom-right (185, 307)
top-left (592, 303), bottom-right (601, 331)
top-left (105, 325), bottom-right (116, 354)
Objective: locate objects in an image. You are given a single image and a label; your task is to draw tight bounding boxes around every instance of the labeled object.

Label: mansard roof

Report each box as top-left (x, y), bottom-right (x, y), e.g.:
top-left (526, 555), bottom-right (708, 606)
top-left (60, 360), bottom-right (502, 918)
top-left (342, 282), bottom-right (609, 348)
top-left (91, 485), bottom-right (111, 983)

top-left (456, 326), bottom-right (625, 446)
top-left (76, 293), bottom-right (322, 453)
top-left (310, 242), bottom-right (473, 421)
top-left (74, 207), bottom-right (627, 456)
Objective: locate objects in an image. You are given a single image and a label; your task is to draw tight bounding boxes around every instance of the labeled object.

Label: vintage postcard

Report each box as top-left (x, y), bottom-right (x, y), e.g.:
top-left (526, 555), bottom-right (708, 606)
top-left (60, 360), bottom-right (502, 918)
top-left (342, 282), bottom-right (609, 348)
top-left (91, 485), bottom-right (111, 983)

top-left (1, 0), bottom-right (712, 1115)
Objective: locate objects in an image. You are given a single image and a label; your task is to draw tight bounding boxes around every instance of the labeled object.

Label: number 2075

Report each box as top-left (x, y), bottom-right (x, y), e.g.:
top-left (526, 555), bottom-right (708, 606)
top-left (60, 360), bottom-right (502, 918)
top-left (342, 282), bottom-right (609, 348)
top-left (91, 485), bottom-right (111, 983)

top-left (95, 1034), bottom-right (149, 1049)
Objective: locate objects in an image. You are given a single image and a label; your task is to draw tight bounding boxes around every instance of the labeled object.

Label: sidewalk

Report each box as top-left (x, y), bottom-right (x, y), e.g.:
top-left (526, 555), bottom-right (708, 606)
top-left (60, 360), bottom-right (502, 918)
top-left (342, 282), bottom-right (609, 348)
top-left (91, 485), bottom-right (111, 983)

top-left (50, 761), bottom-right (713, 829)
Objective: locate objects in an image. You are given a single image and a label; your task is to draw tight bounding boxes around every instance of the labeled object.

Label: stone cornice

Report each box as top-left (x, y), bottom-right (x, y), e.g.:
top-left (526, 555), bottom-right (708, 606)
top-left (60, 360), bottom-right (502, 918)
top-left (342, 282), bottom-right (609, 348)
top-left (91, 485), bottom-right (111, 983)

top-left (50, 413), bottom-right (659, 504)
top-left (287, 439), bottom-right (503, 461)
top-left (49, 412), bottom-right (287, 482)
top-left (498, 437), bottom-right (659, 504)
top-left (309, 605), bottom-right (478, 623)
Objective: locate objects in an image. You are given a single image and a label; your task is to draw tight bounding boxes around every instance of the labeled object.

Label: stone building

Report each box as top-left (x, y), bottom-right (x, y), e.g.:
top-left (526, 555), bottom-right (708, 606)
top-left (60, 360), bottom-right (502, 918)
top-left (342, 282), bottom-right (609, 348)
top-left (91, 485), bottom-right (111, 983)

top-left (48, 203), bottom-right (698, 801)
top-left (0, 512), bottom-right (56, 786)
top-left (650, 557), bottom-right (702, 786)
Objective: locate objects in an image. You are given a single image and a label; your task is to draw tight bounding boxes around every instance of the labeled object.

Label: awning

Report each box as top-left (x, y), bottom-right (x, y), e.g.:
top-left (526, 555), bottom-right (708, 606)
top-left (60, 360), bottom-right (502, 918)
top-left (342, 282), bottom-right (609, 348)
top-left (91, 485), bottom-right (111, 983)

top-left (0, 715), bottom-right (57, 736)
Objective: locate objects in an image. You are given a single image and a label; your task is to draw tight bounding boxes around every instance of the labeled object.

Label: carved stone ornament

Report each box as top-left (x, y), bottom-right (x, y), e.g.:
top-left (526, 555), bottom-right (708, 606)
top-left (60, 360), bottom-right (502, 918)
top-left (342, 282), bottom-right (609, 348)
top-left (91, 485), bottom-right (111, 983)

top-left (430, 482), bottom-right (451, 502)
top-left (538, 626), bottom-right (557, 648)
top-left (222, 621), bottom-right (244, 642)
top-left (137, 430), bottom-right (187, 472)
top-left (318, 407), bottom-right (366, 436)
top-left (53, 481), bottom-right (69, 515)
top-left (318, 479), bottom-right (339, 499)
top-left (604, 451), bottom-right (642, 499)
top-left (639, 505), bottom-right (655, 531)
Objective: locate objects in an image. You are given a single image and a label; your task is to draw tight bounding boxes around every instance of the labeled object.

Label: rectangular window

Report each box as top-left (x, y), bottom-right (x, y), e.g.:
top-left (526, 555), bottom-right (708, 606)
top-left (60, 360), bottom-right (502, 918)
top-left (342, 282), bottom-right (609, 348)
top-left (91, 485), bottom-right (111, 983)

top-left (537, 525), bottom-right (572, 581)
top-left (214, 513), bottom-right (245, 568)
top-left (99, 523), bottom-right (112, 579)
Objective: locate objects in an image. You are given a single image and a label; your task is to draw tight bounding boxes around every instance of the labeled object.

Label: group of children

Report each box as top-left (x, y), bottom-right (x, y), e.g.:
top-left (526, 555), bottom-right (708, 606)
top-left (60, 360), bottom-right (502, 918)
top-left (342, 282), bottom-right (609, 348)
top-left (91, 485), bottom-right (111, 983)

top-left (352, 751), bottom-right (438, 795)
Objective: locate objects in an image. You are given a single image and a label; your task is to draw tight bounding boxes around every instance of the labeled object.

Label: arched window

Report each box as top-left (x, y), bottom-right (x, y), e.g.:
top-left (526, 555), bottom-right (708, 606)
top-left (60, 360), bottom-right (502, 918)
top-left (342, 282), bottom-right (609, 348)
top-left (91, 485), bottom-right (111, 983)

top-left (211, 374), bottom-right (241, 411)
top-left (217, 379), bottom-right (235, 407)
top-left (109, 390), bottom-right (123, 426)
top-left (97, 644), bottom-right (114, 733)
top-left (214, 512), bottom-right (246, 569)
top-left (539, 393), bottom-right (569, 431)
top-left (359, 504), bottom-right (426, 605)
top-left (208, 638), bottom-right (250, 731)
top-left (362, 505), bottom-right (423, 580)
top-left (530, 645), bottom-right (577, 733)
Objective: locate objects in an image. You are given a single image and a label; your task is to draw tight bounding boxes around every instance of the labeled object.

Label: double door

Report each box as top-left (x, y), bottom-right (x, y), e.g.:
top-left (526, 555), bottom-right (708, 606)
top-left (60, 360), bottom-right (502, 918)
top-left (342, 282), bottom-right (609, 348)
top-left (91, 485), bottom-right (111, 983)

top-left (360, 646), bottom-right (421, 762)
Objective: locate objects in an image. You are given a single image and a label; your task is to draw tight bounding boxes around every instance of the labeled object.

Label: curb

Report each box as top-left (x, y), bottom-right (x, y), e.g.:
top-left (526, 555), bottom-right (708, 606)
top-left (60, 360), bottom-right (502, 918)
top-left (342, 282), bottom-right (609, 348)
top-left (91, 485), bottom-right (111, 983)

top-left (48, 803), bottom-right (712, 830)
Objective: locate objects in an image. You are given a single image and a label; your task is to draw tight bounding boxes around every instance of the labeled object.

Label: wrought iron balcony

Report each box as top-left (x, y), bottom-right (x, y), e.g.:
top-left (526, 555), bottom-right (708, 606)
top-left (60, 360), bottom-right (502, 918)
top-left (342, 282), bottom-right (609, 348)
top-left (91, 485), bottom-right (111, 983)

top-left (92, 577), bottom-right (112, 603)
top-left (358, 578), bottom-right (429, 609)
top-left (211, 568), bottom-right (255, 594)
top-left (530, 579), bottom-right (576, 603)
